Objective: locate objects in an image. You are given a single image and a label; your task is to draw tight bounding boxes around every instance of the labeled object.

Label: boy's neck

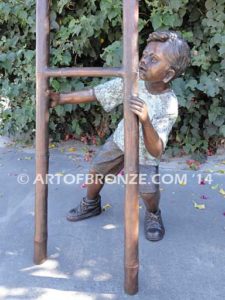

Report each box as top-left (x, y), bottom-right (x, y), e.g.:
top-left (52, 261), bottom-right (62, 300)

top-left (145, 81), bottom-right (171, 95)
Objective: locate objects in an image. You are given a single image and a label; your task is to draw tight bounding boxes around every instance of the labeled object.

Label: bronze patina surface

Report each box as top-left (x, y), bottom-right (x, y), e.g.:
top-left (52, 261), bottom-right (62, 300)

top-left (35, 0), bottom-right (139, 295)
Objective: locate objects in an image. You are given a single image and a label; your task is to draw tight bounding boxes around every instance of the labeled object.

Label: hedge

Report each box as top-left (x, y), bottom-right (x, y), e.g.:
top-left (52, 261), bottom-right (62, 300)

top-left (0, 0), bottom-right (225, 157)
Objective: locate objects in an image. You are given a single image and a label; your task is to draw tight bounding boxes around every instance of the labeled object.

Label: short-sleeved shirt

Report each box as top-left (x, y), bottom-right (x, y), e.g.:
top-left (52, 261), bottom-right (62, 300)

top-left (94, 78), bottom-right (178, 166)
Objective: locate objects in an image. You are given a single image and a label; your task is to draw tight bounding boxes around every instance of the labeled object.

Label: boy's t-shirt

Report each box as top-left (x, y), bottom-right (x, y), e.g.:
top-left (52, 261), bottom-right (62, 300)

top-left (94, 78), bottom-right (178, 166)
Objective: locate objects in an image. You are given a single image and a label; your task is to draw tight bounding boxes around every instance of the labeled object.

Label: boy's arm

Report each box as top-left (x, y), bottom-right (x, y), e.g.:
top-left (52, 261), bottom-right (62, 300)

top-left (49, 77), bottom-right (123, 110)
top-left (141, 117), bottom-right (164, 159)
top-left (130, 97), bottom-right (163, 158)
top-left (49, 89), bottom-right (97, 108)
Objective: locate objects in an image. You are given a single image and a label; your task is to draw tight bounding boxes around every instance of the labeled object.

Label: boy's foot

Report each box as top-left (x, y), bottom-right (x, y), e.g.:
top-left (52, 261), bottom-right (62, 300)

top-left (66, 196), bottom-right (101, 222)
top-left (144, 209), bottom-right (165, 241)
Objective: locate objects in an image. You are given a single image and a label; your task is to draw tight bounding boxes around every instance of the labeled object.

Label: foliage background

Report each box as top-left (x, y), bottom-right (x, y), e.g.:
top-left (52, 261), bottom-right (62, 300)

top-left (0, 0), bottom-right (225, 155)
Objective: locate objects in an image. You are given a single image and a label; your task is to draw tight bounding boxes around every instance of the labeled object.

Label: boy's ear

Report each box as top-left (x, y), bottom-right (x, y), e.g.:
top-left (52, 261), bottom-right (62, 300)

top-left (163, 68), bottom-right (176, 83)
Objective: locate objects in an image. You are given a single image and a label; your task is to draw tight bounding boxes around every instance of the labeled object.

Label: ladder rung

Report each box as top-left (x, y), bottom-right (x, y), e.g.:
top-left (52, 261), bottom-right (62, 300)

top-left (44, 67), bottom-right (124, 78)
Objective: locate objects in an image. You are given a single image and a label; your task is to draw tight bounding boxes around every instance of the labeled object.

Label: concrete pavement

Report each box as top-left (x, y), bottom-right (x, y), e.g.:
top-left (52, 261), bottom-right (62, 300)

top-left (0, 136), bottom-right (225, 300)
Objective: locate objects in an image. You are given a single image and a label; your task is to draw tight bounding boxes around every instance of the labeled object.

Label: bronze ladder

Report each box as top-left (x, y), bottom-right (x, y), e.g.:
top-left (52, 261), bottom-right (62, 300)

top-left (35, 0), bottom-right (139, 295)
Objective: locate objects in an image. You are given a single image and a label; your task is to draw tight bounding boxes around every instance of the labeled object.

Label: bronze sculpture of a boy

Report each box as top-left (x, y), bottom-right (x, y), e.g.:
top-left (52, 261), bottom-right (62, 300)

top-left (50, 30), bottom-right (190, 242)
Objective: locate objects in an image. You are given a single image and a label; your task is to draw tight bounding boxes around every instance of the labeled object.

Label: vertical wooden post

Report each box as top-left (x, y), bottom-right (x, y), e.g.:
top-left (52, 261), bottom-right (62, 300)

top-left (35, 0), bottom-right (140, 294)
top-left (123, 0), bottom-right (139, 295)
top-left (34, 0), bottom-right (50, 264)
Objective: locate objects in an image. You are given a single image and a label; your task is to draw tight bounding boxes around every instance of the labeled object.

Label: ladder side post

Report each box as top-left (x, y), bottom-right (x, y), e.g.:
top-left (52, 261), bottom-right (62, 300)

top-left (123, 0), bottom-right (139, 295)
top-left (34, 0), bottom-right (50, 264)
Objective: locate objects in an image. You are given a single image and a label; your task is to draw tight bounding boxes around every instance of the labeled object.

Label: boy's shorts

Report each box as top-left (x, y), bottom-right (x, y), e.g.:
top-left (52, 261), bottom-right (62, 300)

top-left (90, 136), bottom-right (159, 194)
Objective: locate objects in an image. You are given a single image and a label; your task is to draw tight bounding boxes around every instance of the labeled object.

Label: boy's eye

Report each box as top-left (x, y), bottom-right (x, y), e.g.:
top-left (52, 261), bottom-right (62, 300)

top-left (150, 57), bottom-right (158, 63)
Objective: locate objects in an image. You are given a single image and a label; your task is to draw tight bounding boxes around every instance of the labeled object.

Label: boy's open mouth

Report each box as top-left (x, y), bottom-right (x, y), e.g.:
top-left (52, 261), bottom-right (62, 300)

top-left (139, 66), bottom-right (147, 77)
top-left (139, 65), bottom-right (147, 73)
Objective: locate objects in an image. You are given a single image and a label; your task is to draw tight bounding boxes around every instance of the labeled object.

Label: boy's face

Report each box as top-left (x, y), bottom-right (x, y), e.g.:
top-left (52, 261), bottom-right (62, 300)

top-left (139, 41), bottom-right (175, 83)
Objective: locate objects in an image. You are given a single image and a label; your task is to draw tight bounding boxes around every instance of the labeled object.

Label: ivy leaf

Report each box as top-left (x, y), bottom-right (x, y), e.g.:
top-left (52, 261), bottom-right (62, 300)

top-left (151, 14), bottom-right (162, 29)
top-left (205, 0), bottom-right (215, 10)
top-left (58, 0), bottom-right (70, 14)
top-left (219, 125), bottom-right (225, 137)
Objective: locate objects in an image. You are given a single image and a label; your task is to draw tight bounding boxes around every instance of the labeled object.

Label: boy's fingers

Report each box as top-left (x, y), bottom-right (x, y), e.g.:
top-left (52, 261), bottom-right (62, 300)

top-left (130, 101), bottom-right (143, 107)
top-left (130, 101), bottom-right (145, 109)
top-left (130, 100), bottom-right (143, 107)
top-left (130, 104), bottom-right (142, 112)
top-left (47, 90), bottom-right (55, 95)
top-left (130, 97), bottom-right (144, 104)
top-left (130, 99), bottom-right (142, 103)
top-left (130, 109), bottom-right (142, 118)
top-left (130, 108), bottom-right (142, 117)
top-left (130, 107), bottom-right (138, 114)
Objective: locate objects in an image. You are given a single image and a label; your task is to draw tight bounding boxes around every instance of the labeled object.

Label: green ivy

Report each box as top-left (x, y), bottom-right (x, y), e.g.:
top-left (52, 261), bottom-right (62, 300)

top-left (0, 0), bottom-right (225, 155)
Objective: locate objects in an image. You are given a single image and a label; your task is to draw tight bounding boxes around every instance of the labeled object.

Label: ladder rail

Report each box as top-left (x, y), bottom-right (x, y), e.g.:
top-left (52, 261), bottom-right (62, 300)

top-left (35, 0), bottom-right (139, 295)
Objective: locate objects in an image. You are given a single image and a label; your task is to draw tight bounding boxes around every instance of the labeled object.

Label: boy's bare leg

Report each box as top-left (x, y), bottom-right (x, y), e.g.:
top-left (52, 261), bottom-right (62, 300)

top-left (140, 191), bottom-right (165, 241)
top-left (86, 170), bottom-right (105, 200)
top-left (141, 190), bottom-right (160, 213)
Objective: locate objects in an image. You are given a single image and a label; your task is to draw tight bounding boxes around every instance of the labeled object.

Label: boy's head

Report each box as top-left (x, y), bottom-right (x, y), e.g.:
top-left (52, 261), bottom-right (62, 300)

top-left (139, 30), bottom-right (191, 84)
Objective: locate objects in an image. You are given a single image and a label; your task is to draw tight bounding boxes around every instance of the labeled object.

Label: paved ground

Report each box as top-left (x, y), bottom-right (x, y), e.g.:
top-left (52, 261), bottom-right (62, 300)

top-left (0, 136), bottom-right (225, 300)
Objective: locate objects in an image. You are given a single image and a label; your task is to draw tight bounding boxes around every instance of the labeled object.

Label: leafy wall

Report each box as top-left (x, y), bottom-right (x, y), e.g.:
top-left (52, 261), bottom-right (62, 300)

top-left (0, 0), bottom-right (224, 155)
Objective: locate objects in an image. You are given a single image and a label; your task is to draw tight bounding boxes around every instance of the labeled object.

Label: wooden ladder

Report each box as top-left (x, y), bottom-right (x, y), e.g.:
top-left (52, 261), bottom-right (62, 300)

top-left (35, 0), bottom-right (139, 294)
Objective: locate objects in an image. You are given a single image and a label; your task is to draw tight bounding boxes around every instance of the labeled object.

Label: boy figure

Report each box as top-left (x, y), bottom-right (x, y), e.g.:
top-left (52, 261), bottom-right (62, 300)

top-left (50, 31), bottom-right (190, 242)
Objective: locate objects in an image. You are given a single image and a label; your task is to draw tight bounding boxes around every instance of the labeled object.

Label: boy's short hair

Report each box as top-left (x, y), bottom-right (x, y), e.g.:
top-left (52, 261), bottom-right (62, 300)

top-left (147, 31), bottom-right (191, 78)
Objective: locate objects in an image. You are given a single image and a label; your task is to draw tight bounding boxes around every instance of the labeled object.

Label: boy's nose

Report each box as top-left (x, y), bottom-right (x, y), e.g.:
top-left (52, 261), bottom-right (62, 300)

top-left (140, 56), bottom-right (148, 65)
top-left (139, 57), bottom-right (147, 68)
